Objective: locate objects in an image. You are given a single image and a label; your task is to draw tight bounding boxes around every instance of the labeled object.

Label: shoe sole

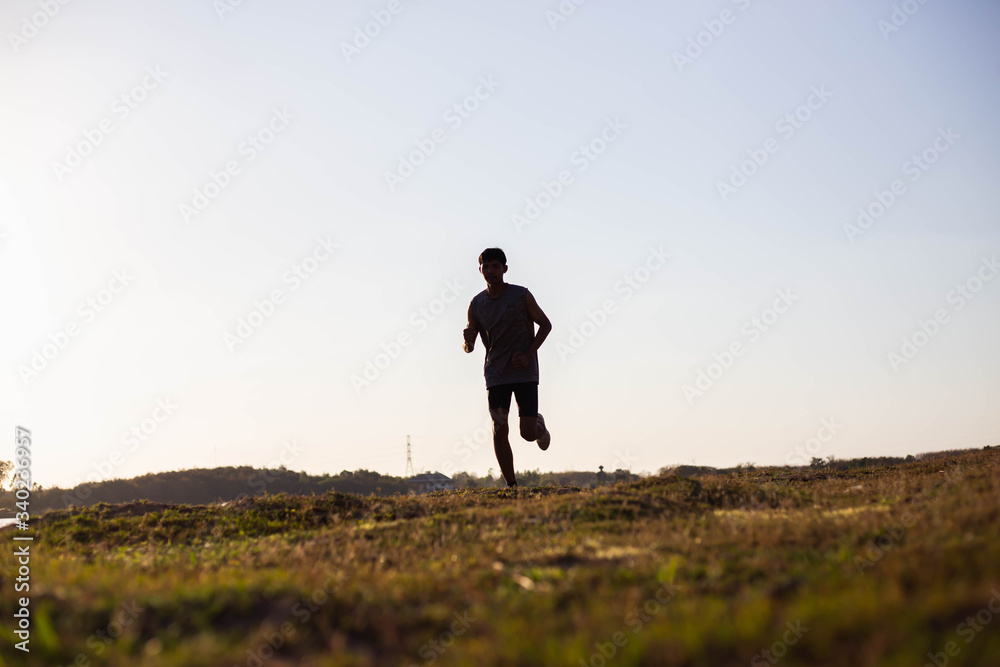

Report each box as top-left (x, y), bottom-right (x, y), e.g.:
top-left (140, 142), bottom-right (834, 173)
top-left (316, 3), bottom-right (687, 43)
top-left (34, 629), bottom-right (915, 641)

top-left (536, 413), bottom-right (550, 451)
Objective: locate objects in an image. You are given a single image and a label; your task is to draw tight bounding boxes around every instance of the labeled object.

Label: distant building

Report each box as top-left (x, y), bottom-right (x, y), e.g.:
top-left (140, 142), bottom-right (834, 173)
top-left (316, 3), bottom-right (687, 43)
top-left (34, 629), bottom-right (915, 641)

top-left (406, 472), bottom-right (455, 494)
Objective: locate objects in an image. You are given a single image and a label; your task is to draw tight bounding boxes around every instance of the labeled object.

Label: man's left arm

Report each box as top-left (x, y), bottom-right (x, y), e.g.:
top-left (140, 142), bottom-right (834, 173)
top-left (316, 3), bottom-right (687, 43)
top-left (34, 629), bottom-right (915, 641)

top-left (524, 289), bottom-right (551, 353)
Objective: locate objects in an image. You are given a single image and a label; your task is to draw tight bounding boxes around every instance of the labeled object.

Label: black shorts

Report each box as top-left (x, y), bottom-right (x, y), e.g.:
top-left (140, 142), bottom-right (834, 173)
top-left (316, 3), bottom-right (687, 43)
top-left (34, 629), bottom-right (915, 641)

top-left (487, 382), bottom-right (538, 418)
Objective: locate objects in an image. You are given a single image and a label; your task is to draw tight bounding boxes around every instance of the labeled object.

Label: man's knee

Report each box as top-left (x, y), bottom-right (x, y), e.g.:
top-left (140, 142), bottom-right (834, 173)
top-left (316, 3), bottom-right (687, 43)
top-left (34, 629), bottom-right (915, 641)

top-left (490, 408), bottom-right (509, 433)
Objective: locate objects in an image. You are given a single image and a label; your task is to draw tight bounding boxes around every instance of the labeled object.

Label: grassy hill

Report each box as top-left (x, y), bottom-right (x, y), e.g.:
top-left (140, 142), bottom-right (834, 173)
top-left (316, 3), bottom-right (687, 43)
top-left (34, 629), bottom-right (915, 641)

top-left (1, 448), bottom-right (998, 666)
top-left (10, 467), bottom-right (616, 514)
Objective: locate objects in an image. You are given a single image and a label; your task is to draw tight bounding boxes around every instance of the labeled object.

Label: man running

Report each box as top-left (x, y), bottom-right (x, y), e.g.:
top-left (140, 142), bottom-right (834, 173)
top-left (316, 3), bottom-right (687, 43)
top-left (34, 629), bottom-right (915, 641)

top-left (463, 248), bottom-right (552, 488)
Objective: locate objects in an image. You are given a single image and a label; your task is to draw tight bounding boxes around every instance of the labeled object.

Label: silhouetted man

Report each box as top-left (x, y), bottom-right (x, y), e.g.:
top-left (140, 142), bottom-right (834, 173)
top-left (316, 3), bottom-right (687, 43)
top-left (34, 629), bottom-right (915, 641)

top-left (463, 248), bottom-right (551, 488)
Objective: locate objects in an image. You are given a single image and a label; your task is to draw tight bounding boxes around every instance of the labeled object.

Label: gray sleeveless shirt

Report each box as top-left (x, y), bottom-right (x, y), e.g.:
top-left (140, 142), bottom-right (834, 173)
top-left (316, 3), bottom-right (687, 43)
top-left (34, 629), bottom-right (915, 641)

top-left (469, 283), bottom-right (539, 388)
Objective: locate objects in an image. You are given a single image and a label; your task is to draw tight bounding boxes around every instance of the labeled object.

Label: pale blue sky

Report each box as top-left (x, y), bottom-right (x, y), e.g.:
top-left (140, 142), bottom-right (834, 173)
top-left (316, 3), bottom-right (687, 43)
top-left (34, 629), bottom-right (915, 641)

top-left (2, 0), bottom-right (998, 488)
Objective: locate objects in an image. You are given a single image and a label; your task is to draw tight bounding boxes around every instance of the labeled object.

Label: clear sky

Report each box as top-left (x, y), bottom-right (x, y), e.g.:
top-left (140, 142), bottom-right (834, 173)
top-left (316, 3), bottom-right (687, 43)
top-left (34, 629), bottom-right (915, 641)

top-left (2, 0), bottom-right (999, 489)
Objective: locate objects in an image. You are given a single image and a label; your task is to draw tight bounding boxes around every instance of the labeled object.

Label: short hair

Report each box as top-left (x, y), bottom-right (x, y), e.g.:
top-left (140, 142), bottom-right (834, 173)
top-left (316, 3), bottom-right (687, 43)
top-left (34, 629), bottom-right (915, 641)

top-left (479, 247), bottom-right (506, 266)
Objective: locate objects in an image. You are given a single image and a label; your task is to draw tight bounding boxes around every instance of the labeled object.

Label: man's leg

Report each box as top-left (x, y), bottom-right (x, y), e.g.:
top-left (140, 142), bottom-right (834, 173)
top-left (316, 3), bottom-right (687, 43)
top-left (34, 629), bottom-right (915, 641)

top-left (488, 385), bottom-right (516, 487)
top-left (514, 383), bottom-right (542, 441)
top-left (490, 407), bottom-right (515, 487)
top-left (519, 415), bottom-right (537, 441)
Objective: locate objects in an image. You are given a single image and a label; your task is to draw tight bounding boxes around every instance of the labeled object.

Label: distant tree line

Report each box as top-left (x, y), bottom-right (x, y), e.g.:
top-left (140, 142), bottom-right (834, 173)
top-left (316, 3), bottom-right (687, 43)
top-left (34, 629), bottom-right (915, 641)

top-left (0, 467), bottom-right (413, 513)
top-left (657, 448), bottom-right (986, 477)
top-left (0, 464), bottom-right (644, 512)
top-left (451, 468), bottom-right (637, 489)
top-left (0, 447), bottom-right (985, 512)
top-left (0, 467), bottom-right (586, 512)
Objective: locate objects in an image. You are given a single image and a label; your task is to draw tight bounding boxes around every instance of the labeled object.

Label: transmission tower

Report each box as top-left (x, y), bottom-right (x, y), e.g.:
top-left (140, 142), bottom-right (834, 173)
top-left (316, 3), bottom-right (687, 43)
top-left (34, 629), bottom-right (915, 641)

top-left (405, 435), bottom-right (414, 478)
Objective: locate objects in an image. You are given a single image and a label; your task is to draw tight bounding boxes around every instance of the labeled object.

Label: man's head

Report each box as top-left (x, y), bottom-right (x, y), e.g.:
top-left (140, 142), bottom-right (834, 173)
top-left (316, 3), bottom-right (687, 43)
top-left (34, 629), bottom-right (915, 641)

top-left (478, 247), bottom-right (507, 286)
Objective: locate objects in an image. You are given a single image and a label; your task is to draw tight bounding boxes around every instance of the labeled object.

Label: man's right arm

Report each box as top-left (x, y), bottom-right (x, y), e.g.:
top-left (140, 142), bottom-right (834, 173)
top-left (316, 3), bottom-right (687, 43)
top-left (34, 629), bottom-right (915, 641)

top-left (462, 302), bottom-right (478, 353)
